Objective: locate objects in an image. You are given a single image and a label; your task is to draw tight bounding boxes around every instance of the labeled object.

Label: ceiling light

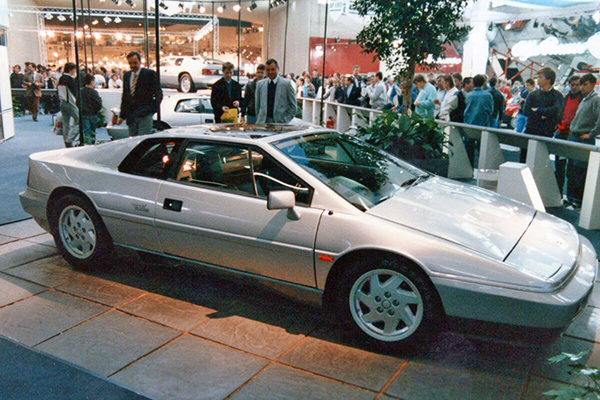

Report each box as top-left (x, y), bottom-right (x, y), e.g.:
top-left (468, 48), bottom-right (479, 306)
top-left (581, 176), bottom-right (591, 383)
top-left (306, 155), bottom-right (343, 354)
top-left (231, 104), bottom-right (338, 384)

top-left (233, 3), bottom-right (241, 12)
top-left (217, 3), bottom-right (225, 13)
top-left (248, 1), bottom-right (257, 12)
top-left (57, 15), bottom-right (66, 21)
top-left (104, 16), bottom-right (112, 23)
top-left (125, 0), bottom-right (135, 6)
top-left (112, 0), bottom-right (122, 5)
top-left (178, 2), bottom-right (184, 11)
top-left (45, 13), bottom-right (53, 20)
top-left (199, 3), bottom-right (206, 13)
top-left (159, 1), bottom-right (168, 9)
top-left (114, 16), bottom-right (122, 23)
top-left (92, 19), bottom-right (99, 25)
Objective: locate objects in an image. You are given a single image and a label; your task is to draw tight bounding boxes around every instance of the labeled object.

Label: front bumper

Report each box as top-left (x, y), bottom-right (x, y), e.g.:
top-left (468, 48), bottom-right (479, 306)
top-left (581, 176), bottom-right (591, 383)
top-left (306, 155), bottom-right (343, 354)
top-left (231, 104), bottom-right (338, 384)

top-left (432, 235), bottom-right (597, 329)
top-left (19, 188), bottom-right (51, 232)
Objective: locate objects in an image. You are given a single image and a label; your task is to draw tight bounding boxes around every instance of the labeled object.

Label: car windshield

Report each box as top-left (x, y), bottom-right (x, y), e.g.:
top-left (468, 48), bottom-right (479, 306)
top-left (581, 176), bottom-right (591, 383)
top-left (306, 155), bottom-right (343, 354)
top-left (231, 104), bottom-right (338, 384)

top-left (274, 132), bottom-right (428, 210)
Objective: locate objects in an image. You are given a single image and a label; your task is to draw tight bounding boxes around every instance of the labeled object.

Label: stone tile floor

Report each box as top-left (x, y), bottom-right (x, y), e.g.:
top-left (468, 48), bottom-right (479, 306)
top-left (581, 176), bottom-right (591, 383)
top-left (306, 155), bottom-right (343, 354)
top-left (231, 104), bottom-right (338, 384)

top-left (2, 219), bottom-right (600, 399)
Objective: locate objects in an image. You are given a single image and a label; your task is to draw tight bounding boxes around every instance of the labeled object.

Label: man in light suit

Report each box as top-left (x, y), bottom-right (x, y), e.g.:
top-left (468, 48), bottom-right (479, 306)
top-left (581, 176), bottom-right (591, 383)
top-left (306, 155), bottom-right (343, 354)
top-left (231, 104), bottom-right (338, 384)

top-left (23, 62), bottom-right (45, 122)
top-left (255, 59), bottom-right (296, 124)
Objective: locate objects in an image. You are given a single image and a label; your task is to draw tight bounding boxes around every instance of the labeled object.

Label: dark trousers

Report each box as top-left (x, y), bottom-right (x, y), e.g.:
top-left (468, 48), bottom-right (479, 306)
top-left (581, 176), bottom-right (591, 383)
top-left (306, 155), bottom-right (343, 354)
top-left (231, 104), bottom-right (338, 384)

top-left (555, 157), bottom-right (567, 196)
top-left (464, 137), bottom-right (478, 168)
top-left (28, 96), bottom-right (40, 120)
top-left (566, 161), bottom-right (587, 205)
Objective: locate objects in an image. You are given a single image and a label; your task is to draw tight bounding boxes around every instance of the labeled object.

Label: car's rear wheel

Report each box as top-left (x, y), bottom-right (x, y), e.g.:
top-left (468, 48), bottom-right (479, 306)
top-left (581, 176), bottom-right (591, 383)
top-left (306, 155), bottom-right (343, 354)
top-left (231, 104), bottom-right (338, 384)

top-left (178, 73), bottom-right (195, 93)
top-left (52, 194), bottom-right (113, 269)
top-left (335, 256), bottom-right (442, 347)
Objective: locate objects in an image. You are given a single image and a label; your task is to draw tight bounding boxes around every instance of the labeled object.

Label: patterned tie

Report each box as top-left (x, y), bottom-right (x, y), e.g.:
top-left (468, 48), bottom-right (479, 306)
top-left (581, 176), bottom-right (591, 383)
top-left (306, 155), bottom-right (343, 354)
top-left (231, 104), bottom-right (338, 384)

top-left (131, 71), bottom-right (138, 96)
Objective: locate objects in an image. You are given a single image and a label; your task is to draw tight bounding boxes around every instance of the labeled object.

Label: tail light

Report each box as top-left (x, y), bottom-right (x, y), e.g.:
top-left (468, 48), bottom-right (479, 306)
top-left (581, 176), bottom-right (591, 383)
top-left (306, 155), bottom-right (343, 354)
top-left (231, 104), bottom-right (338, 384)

top-left (202, 69), bottom-right (217, 75)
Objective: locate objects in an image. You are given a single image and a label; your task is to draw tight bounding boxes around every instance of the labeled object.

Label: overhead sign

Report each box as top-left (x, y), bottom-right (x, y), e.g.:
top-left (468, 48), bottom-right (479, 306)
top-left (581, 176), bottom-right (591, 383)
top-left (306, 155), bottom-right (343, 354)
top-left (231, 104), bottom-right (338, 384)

top-left (512, 33), bottom-right (600, 61)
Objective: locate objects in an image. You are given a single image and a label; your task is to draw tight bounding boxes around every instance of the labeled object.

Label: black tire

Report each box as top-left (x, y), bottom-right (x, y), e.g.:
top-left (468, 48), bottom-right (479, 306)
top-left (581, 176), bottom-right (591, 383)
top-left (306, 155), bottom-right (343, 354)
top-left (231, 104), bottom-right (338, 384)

top-left (50, 194), bottom-right (113, 270)
top-left (178, 73), bottom-right (195, 93)
top-left (333, 255), bottom-right (443, 348)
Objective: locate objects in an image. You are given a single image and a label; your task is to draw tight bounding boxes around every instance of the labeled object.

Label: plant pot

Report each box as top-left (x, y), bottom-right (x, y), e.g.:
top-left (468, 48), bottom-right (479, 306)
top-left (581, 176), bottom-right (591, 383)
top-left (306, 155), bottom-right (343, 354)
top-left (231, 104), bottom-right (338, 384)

top-left (407, 158), bottom-right (449, 177)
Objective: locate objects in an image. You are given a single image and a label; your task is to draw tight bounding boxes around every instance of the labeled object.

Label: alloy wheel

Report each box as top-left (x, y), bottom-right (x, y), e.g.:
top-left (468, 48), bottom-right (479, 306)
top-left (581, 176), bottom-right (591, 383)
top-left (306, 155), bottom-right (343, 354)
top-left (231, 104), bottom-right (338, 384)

top-left (349, 268), bottom-right (424, 342)
top-left (58, 205), bottom-right (97, 259)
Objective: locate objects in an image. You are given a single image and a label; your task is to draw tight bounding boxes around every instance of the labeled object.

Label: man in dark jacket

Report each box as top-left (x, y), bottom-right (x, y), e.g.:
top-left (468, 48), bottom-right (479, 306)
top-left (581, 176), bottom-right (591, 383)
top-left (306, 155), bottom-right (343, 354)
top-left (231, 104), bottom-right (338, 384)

top-left (58, 62), bottom-right (79, 147)
top-left (342, 76), bottom-right (361, 106)
top-left (211, 62), bottom-right (242, 123)
top-left (80, 74), bottom-right (103, 145)
top-left (117, 51), bottom-right (162, 136)
top-left (310, 69), bottom-right (322, 98)
top-left (522, 67), bottom-right (563, 162)
top-left (243, 64), bottom-right (265, 124)
top-left (10, 65), bottom-right (24, 88)
top-left (487, 77), bottom-right (505, 128)
top-left (524, 67), bottom-right (563, 137)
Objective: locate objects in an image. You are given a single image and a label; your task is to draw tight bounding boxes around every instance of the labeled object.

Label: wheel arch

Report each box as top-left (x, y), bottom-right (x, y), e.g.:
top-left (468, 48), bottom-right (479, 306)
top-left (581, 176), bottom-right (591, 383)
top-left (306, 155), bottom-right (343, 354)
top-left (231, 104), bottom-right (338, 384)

top-left (322, 248), bottom-right (444, 313)
top-left (47, 186), bottom-right (98, 227)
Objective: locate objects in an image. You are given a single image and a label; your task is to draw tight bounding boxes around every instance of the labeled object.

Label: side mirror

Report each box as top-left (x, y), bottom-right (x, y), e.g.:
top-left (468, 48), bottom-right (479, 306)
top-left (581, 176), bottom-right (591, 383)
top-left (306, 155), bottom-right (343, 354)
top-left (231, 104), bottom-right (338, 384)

top-left (267, 190), bottom-right (301, 220)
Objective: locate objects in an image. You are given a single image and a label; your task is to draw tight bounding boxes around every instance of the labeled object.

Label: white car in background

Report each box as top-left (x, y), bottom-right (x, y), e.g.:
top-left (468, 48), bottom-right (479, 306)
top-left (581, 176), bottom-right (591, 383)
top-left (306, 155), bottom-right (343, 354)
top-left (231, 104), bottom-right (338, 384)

top-left (107, 94), bottom-right (215, 140)
top-left (158, 56), bottom-right (249, 93)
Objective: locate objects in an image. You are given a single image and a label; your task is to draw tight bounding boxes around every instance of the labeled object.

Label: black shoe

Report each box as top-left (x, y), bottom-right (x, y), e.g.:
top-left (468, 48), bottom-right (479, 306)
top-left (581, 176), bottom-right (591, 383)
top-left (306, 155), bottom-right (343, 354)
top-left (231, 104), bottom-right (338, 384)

top-left (33, 118), bottom-right (38, 122)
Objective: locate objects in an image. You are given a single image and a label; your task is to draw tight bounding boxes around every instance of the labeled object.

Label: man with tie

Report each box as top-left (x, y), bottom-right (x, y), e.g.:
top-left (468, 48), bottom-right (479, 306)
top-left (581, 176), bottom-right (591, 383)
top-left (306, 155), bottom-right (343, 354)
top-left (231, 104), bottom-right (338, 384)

top-left (23, 62), bottom-right (45, 122)
top-left (117, 51), bottom-right (162, 136)
top-left (211, 62), bottom-right (242, 123)
top-left (342, 76), bottom-right (361, 106)
top-left (255, 59), bottom-right (297, 124)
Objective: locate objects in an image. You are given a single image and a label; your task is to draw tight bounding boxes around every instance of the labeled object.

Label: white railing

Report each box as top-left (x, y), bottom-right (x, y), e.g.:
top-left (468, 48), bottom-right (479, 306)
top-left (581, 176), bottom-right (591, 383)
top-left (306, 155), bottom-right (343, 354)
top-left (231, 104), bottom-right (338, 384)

top-left (301, 97), bottom-right (600, 231)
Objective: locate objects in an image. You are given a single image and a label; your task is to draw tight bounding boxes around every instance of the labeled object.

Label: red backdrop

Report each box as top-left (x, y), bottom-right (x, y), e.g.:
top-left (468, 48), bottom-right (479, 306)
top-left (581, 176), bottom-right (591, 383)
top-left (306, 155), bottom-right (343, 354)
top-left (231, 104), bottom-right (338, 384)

top-left (415, 45), bottom-right (462, 74)
top-left (308, 37), bottom-right (380, 76)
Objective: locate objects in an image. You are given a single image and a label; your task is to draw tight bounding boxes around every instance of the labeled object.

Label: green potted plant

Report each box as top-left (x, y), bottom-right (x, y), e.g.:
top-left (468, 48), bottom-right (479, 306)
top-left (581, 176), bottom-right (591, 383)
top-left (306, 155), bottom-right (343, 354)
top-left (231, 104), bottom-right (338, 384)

top-left (355, 110), bottom-right (450, 176)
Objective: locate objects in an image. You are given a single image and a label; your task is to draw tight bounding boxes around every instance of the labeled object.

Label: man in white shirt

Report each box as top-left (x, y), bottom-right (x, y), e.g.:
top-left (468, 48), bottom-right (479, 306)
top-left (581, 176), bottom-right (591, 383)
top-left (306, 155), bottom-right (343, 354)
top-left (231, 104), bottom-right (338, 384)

top-left (439, 75), bottom-right (459, 121)
top-left (433, 75), bottom-right (446, 118)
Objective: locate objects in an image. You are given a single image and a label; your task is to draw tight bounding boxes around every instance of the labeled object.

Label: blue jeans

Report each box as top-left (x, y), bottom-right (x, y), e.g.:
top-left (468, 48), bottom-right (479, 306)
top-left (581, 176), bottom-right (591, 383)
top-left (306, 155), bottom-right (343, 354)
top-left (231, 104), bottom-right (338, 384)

top-left (82, 115), bottom-right (98, 145)
top-left (515, 114), bottom-right (527, 133)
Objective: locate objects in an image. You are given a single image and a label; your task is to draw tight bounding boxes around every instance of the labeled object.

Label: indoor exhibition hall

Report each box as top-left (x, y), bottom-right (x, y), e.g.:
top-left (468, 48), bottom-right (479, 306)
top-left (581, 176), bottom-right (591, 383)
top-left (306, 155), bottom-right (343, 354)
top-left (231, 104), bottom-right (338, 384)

top-left (2, 0), bottom-right (600, 399)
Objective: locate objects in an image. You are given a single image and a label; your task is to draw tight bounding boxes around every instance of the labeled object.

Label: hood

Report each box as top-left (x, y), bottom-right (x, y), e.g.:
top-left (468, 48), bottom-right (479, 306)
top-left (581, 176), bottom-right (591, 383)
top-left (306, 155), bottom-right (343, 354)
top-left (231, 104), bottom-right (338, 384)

top-left (367, 177), bottom-right (535, 260)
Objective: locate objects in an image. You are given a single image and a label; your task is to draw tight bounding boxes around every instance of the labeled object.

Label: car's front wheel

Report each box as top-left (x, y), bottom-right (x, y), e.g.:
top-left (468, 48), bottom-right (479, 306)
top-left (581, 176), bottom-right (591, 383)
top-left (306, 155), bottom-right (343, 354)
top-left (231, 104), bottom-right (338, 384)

top-left (178, 73), bottom-right (195, 93)
top-left (335, 256), bottom-right (442, 346)
top-left (52, 194), bottom-right (113, 269)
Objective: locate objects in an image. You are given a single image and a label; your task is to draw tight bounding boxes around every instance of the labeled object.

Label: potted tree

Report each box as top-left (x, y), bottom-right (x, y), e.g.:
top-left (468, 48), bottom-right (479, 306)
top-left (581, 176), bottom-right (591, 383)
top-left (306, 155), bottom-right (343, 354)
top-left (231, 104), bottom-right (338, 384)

top-left (355, 110), bottom-right (450, 176)
top-left (351, 0), bottom-right (471, 114)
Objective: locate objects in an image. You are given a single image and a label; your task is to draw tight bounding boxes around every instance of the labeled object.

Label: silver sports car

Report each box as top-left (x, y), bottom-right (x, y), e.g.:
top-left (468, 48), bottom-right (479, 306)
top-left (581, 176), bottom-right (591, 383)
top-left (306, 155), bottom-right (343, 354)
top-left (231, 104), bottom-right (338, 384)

top-left (20, 125), bottom-right (597, 345)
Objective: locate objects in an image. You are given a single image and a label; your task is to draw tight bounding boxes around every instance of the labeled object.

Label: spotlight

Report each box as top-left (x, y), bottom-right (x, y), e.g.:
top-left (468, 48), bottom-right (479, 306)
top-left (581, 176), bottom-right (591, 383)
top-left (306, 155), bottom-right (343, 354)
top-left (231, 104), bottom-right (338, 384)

top-left (92, 19), bottom-right (99, 25)
top-left (247, 1), bottom-right (257, 12)
top-left (159, 1), bottom-right (168, 9)
top-left (217, 4), bottom-right (225, 13)
top-left (233, 3), bottom-right (241, 12)
top-left (112, 0), bottom-right (122, 5)
top-left (125, 0), bottom-right (135, 7)
top-left (57, 15), bottom-right (66, 21)
top-left (199, 3), bottom-right (206, 13)
top-left (178, 2), bottom-right (184, 11)
top-left (104, 16), bottom-right (112, 23)
top-left (45, 13), bottom-right (53, 20)
top-left (114, 16), bottom-right (122, 23)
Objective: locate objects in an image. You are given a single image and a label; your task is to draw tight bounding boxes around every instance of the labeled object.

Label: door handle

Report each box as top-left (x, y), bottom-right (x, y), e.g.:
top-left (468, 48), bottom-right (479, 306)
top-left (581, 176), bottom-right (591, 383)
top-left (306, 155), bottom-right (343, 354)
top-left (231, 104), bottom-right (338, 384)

top-left (163, 198), bottom-right (183, 212)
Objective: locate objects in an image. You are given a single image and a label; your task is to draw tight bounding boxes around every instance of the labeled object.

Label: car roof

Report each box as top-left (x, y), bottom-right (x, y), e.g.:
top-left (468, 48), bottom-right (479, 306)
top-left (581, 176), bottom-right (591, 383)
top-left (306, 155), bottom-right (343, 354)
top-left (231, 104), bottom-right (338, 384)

top-left (160, 124), bottom-right (332, 143)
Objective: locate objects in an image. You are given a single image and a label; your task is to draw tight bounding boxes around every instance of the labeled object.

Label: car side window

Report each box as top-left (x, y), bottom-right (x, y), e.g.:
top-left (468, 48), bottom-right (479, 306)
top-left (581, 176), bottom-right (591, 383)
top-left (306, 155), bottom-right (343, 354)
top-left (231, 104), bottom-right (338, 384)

top-left (119, 138), bottom-right (184, 179)
top-left (175, 142), bottom-right (255, 196)
top-left (251, 150), bottom-right (311, 206)
top-left (175, 99), bottom-right (204, 114)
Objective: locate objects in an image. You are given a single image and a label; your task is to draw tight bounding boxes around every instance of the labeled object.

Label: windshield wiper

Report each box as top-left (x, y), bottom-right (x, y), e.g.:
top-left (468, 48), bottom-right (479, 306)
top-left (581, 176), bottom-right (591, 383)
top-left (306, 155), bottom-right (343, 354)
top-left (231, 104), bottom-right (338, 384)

top-left (400, 174), bottom-right (431, 189)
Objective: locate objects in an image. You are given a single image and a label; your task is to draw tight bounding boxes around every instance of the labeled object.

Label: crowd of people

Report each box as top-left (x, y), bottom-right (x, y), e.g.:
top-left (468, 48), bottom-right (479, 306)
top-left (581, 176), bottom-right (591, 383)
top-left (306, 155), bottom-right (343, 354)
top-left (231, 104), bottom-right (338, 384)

top-left (10, 56), bottom-right (600, 209)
